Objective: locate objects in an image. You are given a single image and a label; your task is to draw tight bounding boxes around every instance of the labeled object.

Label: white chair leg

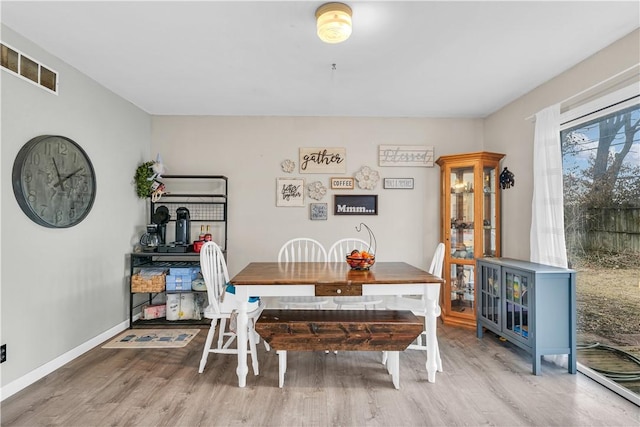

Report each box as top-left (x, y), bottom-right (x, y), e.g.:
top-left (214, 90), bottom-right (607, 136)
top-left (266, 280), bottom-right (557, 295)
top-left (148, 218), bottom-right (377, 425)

top-left (381, 350), bottom-right (388, 365)
top-left (435, 337), bottom-right (442, 372)
top-left (199, 321), bottom-right (217, 373)
top-left (218, 318), bottom-right (227, 349)
top-left (248, 325), bottom-right (259, 376)
top-left (277, 350), bottom-right (287, 388)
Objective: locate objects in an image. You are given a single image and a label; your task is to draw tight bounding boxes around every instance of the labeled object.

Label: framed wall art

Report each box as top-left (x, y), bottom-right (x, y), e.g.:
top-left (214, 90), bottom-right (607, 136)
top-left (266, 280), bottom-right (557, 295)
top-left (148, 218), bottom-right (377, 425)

top-left (383, 178), bottom-right (414, 189)
top-left (334, 195), bottom-right (378, 215)
top-left (276, 177), bottom-right (304, 207)
top-left (330, 177), bottom-right (355, 190)
top-left (378, 145), bottom-right (435, 167)
top-left (310, 203), bottom-right (328, 220)
top-left (299, 147), bottom-right (346, 174)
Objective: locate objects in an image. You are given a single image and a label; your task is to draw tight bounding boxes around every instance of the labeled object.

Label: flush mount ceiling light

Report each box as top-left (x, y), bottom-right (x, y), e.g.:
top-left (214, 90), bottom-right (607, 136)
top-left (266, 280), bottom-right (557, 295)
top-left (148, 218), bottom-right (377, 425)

top-left (315, 2), bottom-right (352, 44)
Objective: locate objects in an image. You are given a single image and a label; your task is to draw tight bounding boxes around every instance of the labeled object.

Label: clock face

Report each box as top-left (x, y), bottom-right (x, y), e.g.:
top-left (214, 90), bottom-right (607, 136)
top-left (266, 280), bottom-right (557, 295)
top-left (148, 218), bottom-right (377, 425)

top-left (12, 135), bottom-right (96, 228)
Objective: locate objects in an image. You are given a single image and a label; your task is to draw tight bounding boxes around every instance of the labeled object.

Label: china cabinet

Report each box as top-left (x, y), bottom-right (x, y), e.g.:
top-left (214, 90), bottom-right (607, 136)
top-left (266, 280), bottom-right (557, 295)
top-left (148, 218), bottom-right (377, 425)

top-left (476, 258), bottom-right (577, 375)
top-left (436, 152), bottom-right (504, 328)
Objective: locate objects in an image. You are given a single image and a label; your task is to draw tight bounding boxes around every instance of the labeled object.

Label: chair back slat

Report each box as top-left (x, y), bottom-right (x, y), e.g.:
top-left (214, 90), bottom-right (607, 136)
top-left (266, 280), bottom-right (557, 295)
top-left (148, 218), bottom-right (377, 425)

top-left (327, 238), bottom-right (369, 262)
top-left (278, 238), bottom-right (327, 263)
top-left (200, 241), bottom-right (230, 315)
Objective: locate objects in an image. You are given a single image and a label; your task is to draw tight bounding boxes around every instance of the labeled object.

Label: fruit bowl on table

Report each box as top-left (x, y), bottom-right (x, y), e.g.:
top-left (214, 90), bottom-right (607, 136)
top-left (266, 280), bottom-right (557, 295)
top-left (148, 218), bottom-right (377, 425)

top-left (346, 251), bottom-right (375, 270)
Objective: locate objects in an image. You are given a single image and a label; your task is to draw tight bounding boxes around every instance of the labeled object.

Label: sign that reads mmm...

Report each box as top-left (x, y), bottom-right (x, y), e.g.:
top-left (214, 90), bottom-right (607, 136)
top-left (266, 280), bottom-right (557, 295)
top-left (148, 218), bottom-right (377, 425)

top-left (299, 147), bottom-right (346, 174)
top-left (378, 145), bottom-right (434, 167)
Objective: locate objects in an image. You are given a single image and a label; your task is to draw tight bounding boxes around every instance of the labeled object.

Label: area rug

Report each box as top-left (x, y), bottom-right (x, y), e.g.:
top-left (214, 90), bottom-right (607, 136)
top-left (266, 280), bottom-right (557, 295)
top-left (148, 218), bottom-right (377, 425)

top-left (102, 329), bottom-right (200, 349)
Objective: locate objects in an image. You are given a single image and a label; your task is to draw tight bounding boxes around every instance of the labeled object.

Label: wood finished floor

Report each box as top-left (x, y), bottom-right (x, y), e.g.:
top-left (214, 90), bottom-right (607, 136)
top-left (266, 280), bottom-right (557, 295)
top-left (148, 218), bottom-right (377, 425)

top-left (2, 324), bottom-right (638, 427)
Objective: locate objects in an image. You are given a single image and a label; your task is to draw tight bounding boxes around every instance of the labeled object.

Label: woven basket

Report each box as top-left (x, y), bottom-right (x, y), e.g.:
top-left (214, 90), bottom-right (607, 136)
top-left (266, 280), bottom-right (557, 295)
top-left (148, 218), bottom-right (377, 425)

top-left (131, 271), bottom-right (166, 293)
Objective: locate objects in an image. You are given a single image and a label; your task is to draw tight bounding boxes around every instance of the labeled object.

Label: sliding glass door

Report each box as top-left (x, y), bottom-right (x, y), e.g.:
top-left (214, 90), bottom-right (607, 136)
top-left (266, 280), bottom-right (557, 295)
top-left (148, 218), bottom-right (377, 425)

top-left (560, 94), bottom-right (639, 403)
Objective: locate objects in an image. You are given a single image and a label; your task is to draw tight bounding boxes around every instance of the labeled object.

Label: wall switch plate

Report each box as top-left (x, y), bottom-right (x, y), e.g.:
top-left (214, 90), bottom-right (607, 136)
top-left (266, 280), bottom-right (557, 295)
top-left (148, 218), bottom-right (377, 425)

top-left (0, 344), bottom-right (6, 363)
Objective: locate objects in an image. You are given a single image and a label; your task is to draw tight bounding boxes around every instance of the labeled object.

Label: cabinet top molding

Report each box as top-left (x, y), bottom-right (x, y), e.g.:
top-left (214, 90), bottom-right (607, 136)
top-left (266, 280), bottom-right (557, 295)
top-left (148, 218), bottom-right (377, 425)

top-left (436, 151), bottom-right (505, 166)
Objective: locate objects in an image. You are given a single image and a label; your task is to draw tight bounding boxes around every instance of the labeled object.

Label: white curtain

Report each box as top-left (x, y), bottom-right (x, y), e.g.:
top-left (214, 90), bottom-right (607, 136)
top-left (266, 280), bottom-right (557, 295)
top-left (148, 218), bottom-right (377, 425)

top-left (530, 104), bottom-right (568, 268)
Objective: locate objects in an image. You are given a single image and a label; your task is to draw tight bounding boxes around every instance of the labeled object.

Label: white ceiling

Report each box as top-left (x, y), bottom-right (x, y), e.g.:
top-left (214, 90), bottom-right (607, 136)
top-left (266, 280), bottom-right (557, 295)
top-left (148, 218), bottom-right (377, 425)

top-left (2, 1), bottom-right (639, 118)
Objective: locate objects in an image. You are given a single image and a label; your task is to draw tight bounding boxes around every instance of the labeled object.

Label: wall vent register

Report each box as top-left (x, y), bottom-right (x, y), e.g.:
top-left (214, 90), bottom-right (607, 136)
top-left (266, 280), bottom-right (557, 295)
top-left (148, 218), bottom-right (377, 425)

top-left (1, 42), bottom-right (58, 93)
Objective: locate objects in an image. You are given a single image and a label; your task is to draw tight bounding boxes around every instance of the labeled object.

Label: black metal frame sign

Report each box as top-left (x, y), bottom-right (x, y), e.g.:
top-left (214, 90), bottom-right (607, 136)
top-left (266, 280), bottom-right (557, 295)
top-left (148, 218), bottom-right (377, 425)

top-left (334, 195), bottom-right (378, 215)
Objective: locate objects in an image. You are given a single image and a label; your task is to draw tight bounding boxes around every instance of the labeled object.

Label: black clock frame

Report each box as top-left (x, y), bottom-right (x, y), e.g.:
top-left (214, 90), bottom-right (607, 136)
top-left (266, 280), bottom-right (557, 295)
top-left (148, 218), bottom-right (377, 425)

top-left (12, 135), bottom-right (96, 228)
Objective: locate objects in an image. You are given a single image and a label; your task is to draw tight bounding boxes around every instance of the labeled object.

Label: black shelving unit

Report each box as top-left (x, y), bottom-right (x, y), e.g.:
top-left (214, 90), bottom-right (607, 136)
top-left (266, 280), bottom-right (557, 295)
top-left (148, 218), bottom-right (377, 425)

top-left (128, 175), bottom-right (228, 328)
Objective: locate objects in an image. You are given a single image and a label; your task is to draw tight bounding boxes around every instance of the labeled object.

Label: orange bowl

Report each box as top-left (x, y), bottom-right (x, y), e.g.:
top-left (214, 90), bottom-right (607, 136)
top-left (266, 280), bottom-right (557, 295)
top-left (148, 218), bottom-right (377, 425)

top-left (346, 254), bottom-right (375, 270)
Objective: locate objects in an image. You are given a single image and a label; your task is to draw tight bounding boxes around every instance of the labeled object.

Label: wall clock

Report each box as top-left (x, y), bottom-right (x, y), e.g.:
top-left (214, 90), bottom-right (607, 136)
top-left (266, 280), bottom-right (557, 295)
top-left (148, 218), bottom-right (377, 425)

top-left (12, 135), bottom-right (96, 228)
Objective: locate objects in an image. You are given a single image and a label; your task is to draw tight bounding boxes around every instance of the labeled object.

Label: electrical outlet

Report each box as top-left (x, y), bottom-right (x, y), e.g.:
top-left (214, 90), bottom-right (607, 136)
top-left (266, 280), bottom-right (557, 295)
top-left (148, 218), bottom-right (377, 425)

top-left (0, 344), bottom-right (6, 363)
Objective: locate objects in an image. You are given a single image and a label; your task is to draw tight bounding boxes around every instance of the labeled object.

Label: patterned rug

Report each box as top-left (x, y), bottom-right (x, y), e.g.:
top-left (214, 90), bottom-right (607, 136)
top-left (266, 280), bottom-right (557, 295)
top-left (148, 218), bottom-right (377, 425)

top-left (102, 329), bottom-right (200, 349)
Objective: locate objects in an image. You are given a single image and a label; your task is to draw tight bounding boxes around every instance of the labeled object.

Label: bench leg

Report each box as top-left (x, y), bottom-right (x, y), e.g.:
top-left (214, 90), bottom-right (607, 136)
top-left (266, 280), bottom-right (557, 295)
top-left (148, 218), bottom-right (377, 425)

top-left (277, 350), bottom-right (287, 388)
top-left (386, 351), bottom-right (400, 389)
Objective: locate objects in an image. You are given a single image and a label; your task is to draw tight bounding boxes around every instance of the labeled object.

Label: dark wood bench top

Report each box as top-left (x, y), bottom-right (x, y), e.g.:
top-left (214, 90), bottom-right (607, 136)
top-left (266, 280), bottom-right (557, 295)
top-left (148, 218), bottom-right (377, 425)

top-left (255, 309), bottom-right (423, 352)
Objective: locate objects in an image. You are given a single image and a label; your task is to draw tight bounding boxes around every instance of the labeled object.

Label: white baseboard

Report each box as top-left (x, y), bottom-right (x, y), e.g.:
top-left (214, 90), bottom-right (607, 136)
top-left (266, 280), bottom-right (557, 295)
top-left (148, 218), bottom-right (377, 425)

top-left (0, 318), bottom-right (134, 402)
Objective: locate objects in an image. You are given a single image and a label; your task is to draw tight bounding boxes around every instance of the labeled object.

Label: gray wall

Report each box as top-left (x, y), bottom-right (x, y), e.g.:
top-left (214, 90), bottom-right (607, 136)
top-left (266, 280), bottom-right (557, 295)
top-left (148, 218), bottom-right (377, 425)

top-left (151, 116), bottom-right (483, 275)
top-left (1, 25), bottom-right (150, 388)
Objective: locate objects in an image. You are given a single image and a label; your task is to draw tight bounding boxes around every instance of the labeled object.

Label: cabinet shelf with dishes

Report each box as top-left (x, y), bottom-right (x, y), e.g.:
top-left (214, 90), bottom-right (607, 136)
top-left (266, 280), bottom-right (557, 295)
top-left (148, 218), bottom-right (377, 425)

top-left (436, 152), bottom-right (505, 329)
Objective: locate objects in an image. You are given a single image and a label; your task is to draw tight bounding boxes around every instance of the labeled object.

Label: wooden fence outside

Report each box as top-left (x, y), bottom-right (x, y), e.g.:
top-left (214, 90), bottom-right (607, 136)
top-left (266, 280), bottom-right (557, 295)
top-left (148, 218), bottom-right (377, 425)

top-left (582, 207), bottom-right (640, 253)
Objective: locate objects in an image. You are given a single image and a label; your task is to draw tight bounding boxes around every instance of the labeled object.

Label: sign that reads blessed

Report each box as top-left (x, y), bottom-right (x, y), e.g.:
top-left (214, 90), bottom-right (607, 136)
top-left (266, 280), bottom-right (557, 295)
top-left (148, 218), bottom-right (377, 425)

top-left (378, 145), bottom-right (434, 167)
top-left (299, 147), bottom-right (346, 174)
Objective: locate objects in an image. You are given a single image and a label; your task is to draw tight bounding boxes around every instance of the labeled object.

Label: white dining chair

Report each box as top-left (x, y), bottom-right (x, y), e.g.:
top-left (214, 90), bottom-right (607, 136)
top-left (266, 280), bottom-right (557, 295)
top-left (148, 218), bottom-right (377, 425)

top-left (277, 238), bottom-right (329, 309)
top-left (383, 242), bottom-right (445, 371)
top-left (327, 238), bottom-right (383, 309)
top-left (198, 241), bottom-right (265, 375)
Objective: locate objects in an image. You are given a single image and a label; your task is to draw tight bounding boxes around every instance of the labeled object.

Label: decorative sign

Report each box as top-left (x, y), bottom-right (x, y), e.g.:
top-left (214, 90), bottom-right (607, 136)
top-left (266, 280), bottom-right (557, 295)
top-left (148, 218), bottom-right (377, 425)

top-left (378, 145), bottom-right (434, 167)
top-left (310, 203), bottom-right (328, 220)
top-left (383, 178), bottom-right (414, 189)
top-left (330, 177), bottom-right (355, 190)
top-left (299, 147), bottom-right (346, 174)
top-left (334, 195), bottom-right (378, 216)
top-left (276, 178), bottom-right (304, 207)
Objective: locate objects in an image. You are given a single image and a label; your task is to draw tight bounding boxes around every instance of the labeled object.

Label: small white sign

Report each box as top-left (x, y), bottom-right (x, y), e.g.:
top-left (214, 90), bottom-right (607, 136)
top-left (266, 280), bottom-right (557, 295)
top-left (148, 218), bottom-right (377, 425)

top-left (383, 178), bottom-right (414, 189)
top-left (378, 145), bottom-right (434, 167)
top-left (299, 147), bottom-right (347, 174)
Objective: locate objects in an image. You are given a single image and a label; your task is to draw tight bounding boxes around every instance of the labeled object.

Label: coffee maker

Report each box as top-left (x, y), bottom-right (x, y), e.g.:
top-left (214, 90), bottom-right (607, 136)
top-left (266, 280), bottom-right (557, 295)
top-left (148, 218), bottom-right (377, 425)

top-left (175, 207), bottom-right (191, 245)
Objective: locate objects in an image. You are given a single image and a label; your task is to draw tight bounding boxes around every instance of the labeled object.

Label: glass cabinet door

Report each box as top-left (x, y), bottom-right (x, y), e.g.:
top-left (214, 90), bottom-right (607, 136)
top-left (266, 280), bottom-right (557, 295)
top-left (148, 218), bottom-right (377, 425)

top-left (478, 263), bottom-right (500, 327)
top-left (450, 166), bottom-right (475, 313)
top-left (503, 269), bottom-right (530, 344)
top-left (482, 166), bottom-right (498, 257)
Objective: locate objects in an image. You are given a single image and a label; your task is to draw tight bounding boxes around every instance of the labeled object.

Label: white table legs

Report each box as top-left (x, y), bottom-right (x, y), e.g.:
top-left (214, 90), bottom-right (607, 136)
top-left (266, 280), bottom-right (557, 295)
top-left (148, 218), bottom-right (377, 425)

top-left (424, 283), bottom-right (441, 383)
top-left (236, 292), bottom-right (249, 388)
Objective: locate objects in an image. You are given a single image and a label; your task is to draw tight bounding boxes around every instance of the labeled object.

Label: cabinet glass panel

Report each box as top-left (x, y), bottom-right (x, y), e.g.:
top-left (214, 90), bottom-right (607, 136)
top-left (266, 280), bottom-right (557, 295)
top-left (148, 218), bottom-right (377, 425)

top-left (450, 263), bottom-right (475, 313)
top-left (482, 166), bottom-right (497, 257)
top-left (450, 167), bottom-right (474, 259)
top-left (479, 264), bottom-right (500, 326)
top-left (504, 271), bottom-right (529, 342)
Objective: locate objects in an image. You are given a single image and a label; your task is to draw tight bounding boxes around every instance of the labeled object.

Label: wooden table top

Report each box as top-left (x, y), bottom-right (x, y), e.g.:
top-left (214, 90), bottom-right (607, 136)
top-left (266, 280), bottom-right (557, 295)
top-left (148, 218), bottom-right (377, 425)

top-left (230, 261), bottom-right (443, 286)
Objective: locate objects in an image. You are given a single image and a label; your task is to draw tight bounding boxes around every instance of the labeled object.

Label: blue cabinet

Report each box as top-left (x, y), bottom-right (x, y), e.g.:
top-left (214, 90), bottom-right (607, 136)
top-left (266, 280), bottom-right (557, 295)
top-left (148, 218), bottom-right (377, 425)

top-left (476, 258), bottom-right (576, 375)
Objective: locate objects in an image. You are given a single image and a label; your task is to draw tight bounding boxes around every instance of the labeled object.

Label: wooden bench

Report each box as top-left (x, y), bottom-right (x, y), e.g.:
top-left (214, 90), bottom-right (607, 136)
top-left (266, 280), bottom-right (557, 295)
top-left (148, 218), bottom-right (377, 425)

top-left (255, 309), bottom-right (423, 388)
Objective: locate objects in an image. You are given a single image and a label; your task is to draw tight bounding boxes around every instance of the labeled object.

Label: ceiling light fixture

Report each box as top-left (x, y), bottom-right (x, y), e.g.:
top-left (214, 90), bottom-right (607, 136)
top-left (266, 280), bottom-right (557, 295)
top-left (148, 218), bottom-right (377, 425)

top-left (315, 2), bottom-right (352, 44)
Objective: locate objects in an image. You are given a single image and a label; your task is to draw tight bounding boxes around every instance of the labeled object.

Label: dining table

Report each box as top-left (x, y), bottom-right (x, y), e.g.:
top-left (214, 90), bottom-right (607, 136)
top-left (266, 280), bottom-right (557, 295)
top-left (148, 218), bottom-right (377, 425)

top-left (229, 261), bottom-right (443, 388)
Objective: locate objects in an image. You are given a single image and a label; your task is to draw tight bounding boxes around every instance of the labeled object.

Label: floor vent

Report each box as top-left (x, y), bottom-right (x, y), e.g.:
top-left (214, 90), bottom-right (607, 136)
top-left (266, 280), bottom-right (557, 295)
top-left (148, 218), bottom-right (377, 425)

top-left (1, 42), bottom-right (58, 94)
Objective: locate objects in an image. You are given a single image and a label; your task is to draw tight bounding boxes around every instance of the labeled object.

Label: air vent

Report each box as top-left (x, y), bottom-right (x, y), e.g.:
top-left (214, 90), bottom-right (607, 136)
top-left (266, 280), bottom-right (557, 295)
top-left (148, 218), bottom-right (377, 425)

top-left (1, 42), bottom-right (58, 94)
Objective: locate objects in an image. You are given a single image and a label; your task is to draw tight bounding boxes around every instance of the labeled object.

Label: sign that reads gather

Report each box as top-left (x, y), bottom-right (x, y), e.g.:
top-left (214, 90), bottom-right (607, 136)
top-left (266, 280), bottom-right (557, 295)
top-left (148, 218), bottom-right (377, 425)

top-left (378, 145), bottom-right (434, 167)
top-left (299, 147), bottom-right (346, 174)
